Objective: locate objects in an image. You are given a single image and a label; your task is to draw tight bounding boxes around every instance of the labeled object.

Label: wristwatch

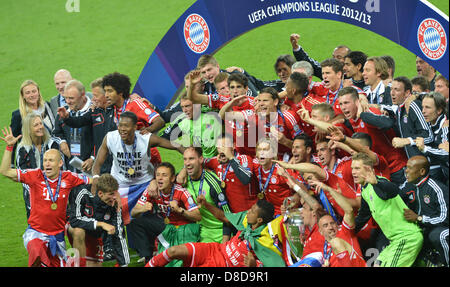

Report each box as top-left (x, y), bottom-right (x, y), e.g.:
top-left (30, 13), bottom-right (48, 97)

top-left (417, 216), bottom-right (423, 222)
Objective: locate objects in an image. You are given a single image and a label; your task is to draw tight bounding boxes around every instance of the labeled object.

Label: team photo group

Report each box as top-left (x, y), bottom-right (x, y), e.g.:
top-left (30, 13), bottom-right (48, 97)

top-left (1, 25), bottom-right (449, 268)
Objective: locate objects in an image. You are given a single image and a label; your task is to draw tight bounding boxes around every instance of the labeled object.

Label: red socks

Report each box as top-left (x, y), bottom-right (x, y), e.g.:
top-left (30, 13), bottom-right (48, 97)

top-left (145, 250), bottom-right (172, 267)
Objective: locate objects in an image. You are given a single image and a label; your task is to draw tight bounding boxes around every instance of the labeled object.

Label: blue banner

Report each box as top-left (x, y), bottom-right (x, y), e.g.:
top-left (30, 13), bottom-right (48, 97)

top-left (133, 0), bottom-right (449, 110)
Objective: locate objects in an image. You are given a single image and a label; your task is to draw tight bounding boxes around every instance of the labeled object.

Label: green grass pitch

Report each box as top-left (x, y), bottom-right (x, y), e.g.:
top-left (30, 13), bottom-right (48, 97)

top-left (0, 0), bottom-right (448, 267)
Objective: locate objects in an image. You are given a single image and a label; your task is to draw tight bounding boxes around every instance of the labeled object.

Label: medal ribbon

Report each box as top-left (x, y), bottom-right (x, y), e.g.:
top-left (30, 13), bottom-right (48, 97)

top-left (331, 162), bottom-right (338, 174)
top-left (326, 82), bottom-right (343, 107)
top-left (258, 164), bottom-right (275, 195)
top-left (43, 171), bottom-right (62, 204)
top-left (121, 133), bottom-right (137, 171)
top-left (114, 99), bottom-right (129, 127)
top-left (161, 185), bottom-right (175, 219)
top-left (323, 240), bottom-right (332, 261)
top-left (189, 170), bottom-right (205, 197)
top-left (319, 189), bottom-right (338, 222)
top-left (221, 159), bottom-right (233, 182)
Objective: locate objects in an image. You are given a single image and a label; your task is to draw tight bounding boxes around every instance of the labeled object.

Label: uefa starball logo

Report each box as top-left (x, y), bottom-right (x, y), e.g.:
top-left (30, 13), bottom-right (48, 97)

top-left (417, 18), bottom-right (447, 60)
top-left (183, 14), bottom-right (210, 54)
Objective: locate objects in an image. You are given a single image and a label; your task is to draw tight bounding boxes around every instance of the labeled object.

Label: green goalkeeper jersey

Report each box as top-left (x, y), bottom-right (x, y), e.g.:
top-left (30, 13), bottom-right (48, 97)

top-left (186, 169), bottom-right (231, 242)
top-left (361, 177), bottom-right (422, 240)
top-left (176, 112), bottom-right (221, 159)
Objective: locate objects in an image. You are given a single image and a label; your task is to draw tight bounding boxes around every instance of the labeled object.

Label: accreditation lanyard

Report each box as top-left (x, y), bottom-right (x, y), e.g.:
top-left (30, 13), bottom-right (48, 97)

top-left (69, 110), bottom-right (82, 142)
top-left (43, 171), bottom-right (62, 204)
top-left (121, 135), bottom-right (137, 169)
top-left (258, 164), bottom-right (275, 194)
top-left (189, 170), bottom-right (205, 197)
top-left (160, 185), bottom-right (175, 218)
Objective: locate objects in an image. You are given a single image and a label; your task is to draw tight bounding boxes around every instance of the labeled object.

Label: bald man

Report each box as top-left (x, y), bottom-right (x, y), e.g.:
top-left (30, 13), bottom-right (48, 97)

top-left (50, 69), bottom-right (93, 119)
top-left (403, 155), bottom-right (449, 266)
top-left (1, 127), bottom-right (91, 266)
top-left (50, 69), bottom-right (73, 119)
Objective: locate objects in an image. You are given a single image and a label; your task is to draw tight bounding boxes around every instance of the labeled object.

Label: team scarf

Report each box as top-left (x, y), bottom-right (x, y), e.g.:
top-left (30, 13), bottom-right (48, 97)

top-left (225, 211), bottom-right (286, 267)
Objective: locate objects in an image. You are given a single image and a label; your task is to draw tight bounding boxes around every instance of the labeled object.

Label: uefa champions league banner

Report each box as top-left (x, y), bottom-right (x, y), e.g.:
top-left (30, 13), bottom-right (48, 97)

top-left (133, 0), bottom-right (449, 110)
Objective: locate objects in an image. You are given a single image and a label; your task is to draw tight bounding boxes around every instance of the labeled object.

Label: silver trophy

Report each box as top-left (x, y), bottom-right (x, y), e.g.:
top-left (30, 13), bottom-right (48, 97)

top-left (283, 197), bottom-right (305, 259)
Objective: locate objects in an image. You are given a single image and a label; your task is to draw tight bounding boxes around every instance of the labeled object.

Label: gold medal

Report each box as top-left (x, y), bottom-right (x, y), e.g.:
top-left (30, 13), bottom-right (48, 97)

top-left (323, 259), bottom-right (330, 267)
top-left (164, 217), bottom-right (170, 224)
top-left (128, 167), bottom-right (135, 175)
top-left (236, 130), bottom-right (242, 137)
top-left (257, 193), bottom-right (264, 199)
top-left (221, 181), bottom-right (226, 189)
top-left (51, 203), bottom-right (58, 210)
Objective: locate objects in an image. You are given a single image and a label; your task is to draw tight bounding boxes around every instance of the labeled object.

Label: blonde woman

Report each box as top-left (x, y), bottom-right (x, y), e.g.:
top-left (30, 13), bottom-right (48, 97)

top-left (10, 80), bottom-right (55, 163)
top-left (15, 114), bottom-right (63, 219)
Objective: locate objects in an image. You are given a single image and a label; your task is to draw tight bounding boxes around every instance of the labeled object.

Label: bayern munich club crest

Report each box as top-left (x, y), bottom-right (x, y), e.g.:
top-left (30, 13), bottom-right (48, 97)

top-left (184, 13), bottom-right (210, 54)
top-left (417, 18), bottom-right (447, 60)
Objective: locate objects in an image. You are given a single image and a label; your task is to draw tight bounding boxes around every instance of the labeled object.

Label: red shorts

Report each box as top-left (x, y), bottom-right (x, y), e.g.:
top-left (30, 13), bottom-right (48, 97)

top-left (26, 238), bottom-right (64, 267)
top-left (184, 242), bottom-right (227, 267)
top-left (66, 224), bottom-right (104, 262)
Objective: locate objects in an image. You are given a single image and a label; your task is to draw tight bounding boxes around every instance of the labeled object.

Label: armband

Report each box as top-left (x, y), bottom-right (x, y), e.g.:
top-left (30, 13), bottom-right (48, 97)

top-left (93, 175), bottom-right (100, 179)
top-left (5, 145), bottom-right (14, 152)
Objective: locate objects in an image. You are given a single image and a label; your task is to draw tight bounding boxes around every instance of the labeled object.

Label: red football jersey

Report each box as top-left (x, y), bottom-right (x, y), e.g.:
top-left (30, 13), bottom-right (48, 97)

top-left (242, 109), bottom-right (303, 159)
top-left (322, 170), bottom-right (358, 219)
top-left (349, 108), bottom-right (407, 173)
top-left (301, 224), bottom-right (325, 259)
top-left (312, 82), bottom-right (367, 117)
top-left (185, 231), bottom-right (262, 267)
top-left (329, 219), bottom-right (366, 267)
top-left (204, 155), bottom-right (257, 212)
top-left (113, 98), bottom-right (160, 130)
top-left (283, 93), bottom-right (326, 140)
top-left (310, 82), bottom-right (343, 116)
top-left (333, 156), bottom-right (356, 190)
top-left (374, 154), bottom-right (391, 180)
top-left (252, 161), bottom-right (294, 215)
top-left (212, 94), bottom-right (257, 157)
top-left (220, 230), bottom-right (261, 267)
top-left (137, 183), bottom-right (198, 226)
top-left (17, 169), bottom-right (89, 235)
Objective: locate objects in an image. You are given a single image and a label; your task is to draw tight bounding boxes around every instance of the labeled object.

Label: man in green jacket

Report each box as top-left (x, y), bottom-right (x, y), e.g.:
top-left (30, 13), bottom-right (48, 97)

top-left (352, 152), bottom-right (423, 267)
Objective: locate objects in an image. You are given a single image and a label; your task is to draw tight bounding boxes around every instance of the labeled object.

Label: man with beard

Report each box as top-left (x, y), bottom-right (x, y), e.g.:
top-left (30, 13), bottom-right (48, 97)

top-left (204, 135), bottom-right (257, 213)
top-left (129, 162), bottom-right (201, 266)
top-left (337, 86), bottom-right (407, 185)
top-left (182, 146), bottom-right (232, 243)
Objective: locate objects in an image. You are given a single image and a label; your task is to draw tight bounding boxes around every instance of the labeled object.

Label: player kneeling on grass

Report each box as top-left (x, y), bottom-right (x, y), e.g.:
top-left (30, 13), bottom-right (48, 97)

top-left (129, 162), bottom-right (202, 266)
top-left (0, 127), bottom-right (90, 267)
top-left (66, 174), bottom-right (129, 267)
top-left (146, 198), bottom-right (286, 267)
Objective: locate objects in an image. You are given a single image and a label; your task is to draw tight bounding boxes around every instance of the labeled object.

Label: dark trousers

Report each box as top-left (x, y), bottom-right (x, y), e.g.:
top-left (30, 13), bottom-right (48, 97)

top-left (425, 226), bottom-right (449, 266)
top-left (127, 211), bottom-right (165, 258)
